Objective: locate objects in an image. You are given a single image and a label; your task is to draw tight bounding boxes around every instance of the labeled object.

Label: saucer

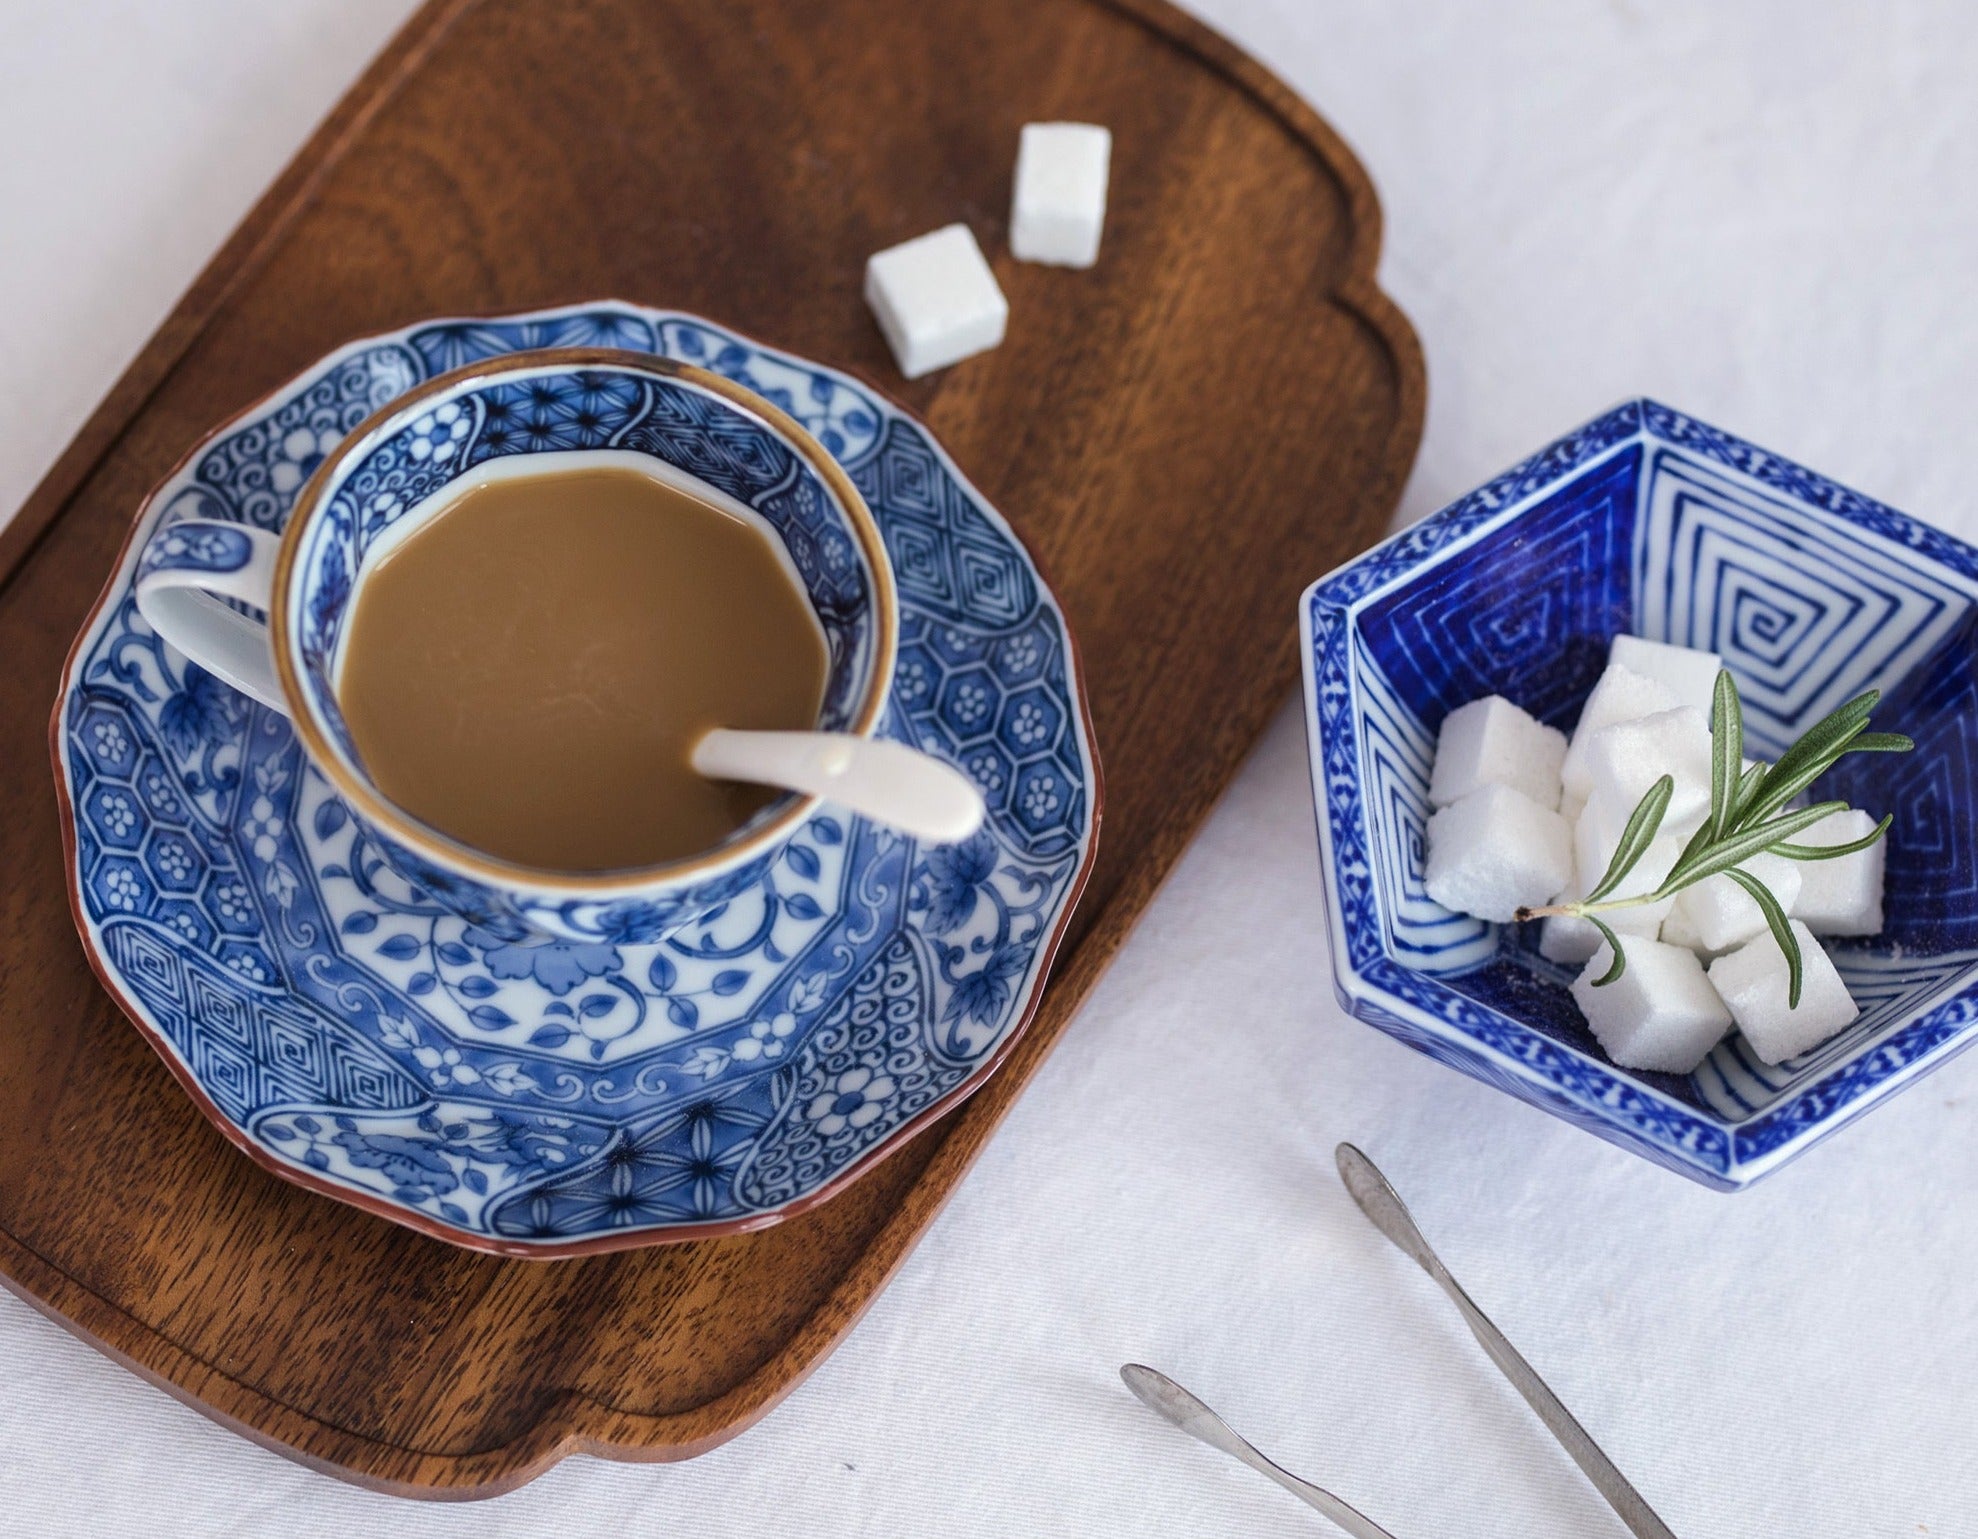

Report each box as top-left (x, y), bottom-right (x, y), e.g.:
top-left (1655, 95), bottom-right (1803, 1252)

top-left (55, 303), bottom-right (1098, 1255)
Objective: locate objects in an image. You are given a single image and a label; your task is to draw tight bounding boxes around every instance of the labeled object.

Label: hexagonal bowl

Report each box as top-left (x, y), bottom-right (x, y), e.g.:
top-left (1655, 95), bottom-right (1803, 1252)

top-left (1300, 399), bottom-right (1978, 1188)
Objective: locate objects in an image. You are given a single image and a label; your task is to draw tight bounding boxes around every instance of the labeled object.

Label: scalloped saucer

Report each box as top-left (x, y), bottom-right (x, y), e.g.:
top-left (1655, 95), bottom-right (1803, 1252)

top-left (54, 303), bottom-right (1098, 1256)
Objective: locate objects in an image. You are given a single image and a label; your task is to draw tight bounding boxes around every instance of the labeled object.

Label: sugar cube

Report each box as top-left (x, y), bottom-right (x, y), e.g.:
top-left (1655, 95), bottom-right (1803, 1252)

top-left (1424, 783), bottom-right (1574, 924)
top-left (1661, 852), bottom-right (1802, 955)
top-left (1787, 808), bottom-right (1886, 936)
top-left (1010, 122), bottom-right (1112, 268)
top-left (1658, 902), bottom-right (1725, 959)
top-left (1708, 919), bottom-right (1859, 1065)
top-left (1576, 792), bottom-right (1670, 886)
top-left (1559, 788), bottom-right (1588, 827)
top-left (864, 224), bottom-right (1009, 379)
top-left (1571, 936), bottom-right (1732, 1073)
top-left (1560, 664), bottom-right (1683, 798)
top-left (1580, 707), bottom-right (1714, 833)
top-left (1428, 695), bottom-right (1567, 810)
top-left (1540, 789), bottom-right (1687, 964)
top-left (1609, 634), bottom-right (1726, 716)
top-left (1539, 841), bottom-right (1675, 965)
top-left (1540, 900), bottom-right (1603, 964)
top-left (1570, 816), bottom-right (1683, 927)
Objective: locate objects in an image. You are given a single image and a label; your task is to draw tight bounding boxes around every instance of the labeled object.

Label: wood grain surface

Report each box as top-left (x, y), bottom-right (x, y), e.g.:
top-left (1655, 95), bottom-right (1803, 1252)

top-left (0, 0), bottom-right (1423, 1496)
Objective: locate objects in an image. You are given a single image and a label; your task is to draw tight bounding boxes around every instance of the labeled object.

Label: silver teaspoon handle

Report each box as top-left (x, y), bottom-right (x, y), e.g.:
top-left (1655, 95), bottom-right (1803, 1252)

top-left (1335, 1145), bottom-right (1679, 1539)
top-left (1120, 1365), bottom-right (1404, 1539)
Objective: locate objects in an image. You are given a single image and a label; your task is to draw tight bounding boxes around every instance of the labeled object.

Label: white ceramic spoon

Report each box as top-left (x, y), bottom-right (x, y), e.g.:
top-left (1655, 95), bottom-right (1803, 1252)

top-left (692, 728), bottom-right (986, 845)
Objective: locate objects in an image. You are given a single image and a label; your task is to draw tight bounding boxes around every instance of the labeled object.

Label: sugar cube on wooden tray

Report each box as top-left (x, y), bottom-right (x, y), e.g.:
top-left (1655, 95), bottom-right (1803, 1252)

top-left (1010, 122), bottom-right (1112, 268)
top-left (864, 224), bottom-right (1009, 379)
top-left (862, 119), bottom-right (1113, 380)
top-left (1418, 630), bottom-right (1898, 1076)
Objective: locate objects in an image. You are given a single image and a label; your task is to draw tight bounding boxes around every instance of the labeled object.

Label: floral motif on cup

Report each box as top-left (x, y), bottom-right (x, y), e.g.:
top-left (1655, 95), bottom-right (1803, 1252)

top-left (139, 522), bottom-right (253, 576)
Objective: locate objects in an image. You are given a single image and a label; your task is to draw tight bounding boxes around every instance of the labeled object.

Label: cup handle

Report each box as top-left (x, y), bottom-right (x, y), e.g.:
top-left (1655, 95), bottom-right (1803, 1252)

top-left (134, 519), bottom-right (288, 712)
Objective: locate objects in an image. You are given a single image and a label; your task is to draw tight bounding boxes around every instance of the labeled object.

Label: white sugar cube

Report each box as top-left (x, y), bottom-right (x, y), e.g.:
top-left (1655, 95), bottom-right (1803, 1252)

top-left (1539, 839), bottom-right (1676, 964)
top-left (1573, 789), bottom-right (1633, 874)
top-left (1543, 790), bottom-right (1686, 964)
top-left (1609, 634), bottom-right (1726, 716)
top-left (1539, 900), bottom-right (1604, 965)
top-left (1788, 808), bottom-right (1887, 936)
top-left (1010, 122), bottom-right (1112, 268)
top-left (1571, 937), bottom-right (1733, 1073)
top-left (1424, 783), bottom-right (1573, 923)
top-left (1570, 816), bottom-right (1684, 929)
top-left (1560, 664), bottom-right (1683, 798)
top-left (1559, 788), bottom-right (1588, 827)
top-left (864, 224), bottom-right (1009, 379)
top-left (1661, 852), bottom-right (1802, 955)
top-left (1580, 707), bottom-right (1714, 835)
top-left (1575, 792), bottom-right (1671, 887)
top-left (1539, 870), bottom-right (1607, 964)
top-left (1656, 906), bottom-right (1716, 958)
top-left (1708, 919), bottom-right (1859, 1065)
top-left (1428, 695), bottom-right (1567, 811)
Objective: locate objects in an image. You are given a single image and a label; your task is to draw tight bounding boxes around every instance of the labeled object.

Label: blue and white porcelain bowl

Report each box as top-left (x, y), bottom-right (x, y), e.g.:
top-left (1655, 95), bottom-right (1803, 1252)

top-left (1302, 400), bottom-right (1978, 1189)
top-left (132, 349), bottom-right (895, 946)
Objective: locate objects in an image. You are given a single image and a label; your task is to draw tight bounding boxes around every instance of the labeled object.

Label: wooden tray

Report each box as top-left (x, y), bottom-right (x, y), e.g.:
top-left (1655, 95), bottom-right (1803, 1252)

top-left (0, 0), bottom-right (1422, 1497)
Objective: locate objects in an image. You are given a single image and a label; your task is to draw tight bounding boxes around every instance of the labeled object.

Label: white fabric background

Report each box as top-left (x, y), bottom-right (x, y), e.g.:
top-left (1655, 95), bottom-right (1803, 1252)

top-left (4, 3), bottom-right (1976, 1534)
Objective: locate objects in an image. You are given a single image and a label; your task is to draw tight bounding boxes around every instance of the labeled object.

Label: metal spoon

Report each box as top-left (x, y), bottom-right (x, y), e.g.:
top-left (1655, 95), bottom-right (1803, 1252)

top-left (1335, 1144), bottom-right (1679, 1539)
top-left (1119, 1364), bottom-right (1403, 1539)
top-left (691, 727), bottom-right (985, 843)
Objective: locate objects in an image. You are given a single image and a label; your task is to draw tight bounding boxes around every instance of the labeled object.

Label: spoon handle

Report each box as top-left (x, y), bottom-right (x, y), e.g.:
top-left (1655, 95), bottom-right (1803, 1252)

top-left (693, 728), bottom-right (985, 844)
top-left (1335, 1145), bottom-right (1680, 1539)
top-left (1120, 1365), bottom-right (1403, 1539)
top-left (1223, 1443), bottom-right (1402, 1539)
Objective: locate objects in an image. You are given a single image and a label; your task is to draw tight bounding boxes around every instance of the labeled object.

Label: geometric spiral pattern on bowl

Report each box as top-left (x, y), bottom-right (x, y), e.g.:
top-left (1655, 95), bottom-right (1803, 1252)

top-left (1306, 397), bottom-right (1978, 1187)
top-left (1636, 450), bottom-right (1966, 751)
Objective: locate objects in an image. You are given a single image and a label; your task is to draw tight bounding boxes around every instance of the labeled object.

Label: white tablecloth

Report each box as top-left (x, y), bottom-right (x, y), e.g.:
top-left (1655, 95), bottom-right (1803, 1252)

top-left (5, 3), bottom-right (1977, 1533)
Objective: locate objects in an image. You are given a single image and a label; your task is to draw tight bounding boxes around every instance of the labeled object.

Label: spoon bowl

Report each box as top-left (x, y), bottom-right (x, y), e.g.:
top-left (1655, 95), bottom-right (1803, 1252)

top-left (693, 727), bottom-right (986, 844)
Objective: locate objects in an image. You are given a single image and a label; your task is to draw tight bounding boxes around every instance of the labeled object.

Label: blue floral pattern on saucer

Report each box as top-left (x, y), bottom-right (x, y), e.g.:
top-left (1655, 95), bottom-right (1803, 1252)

top-left (56, 304), bottom-right (1097, 1253)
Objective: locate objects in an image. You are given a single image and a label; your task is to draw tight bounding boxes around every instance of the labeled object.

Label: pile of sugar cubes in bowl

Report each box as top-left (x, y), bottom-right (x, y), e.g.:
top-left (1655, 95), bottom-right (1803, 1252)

top-left (1424, 634), bottom-right (1901, 1075)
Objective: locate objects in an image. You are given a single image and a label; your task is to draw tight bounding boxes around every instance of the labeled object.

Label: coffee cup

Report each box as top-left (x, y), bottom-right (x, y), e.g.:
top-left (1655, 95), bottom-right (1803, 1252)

top-left (134, 348), bottom-right (897, 944)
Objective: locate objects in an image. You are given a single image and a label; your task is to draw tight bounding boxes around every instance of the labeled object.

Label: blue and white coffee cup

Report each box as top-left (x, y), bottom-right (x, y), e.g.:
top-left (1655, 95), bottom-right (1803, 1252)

top-left (133, 348), bottom-right (899, 944)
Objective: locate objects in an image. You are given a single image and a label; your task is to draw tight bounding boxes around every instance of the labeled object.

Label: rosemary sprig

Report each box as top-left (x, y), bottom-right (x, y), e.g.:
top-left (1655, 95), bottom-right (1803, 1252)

top-left (1515, 669), bottom-right (1912, 1007)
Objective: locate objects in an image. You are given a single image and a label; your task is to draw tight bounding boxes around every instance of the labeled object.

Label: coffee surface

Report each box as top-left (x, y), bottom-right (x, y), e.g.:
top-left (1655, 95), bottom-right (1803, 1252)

top-left (337, 465), bottom-right (829, 870)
